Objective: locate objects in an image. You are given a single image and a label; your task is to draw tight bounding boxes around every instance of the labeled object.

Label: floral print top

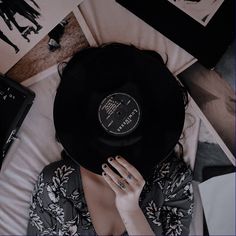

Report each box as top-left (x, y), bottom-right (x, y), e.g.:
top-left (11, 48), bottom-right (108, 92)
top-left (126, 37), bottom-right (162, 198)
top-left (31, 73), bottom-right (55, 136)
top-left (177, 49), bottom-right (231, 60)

top-left (27, 155), bottom-right (193, 235)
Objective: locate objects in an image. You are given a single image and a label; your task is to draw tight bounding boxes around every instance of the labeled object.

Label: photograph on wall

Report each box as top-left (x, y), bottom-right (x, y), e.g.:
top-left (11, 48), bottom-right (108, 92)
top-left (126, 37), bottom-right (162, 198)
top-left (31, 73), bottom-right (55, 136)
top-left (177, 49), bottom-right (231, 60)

top-left (167, 0), bottom-right (225, 26)
top-left (0, 0), bottom-right (84, 74)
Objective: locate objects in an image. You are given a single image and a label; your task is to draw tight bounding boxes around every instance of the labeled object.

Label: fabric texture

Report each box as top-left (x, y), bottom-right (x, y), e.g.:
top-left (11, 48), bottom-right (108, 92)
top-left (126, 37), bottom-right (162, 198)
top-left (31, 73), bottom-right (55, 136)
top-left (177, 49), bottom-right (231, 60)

top-left (27, 154), bottom-right (193, 236)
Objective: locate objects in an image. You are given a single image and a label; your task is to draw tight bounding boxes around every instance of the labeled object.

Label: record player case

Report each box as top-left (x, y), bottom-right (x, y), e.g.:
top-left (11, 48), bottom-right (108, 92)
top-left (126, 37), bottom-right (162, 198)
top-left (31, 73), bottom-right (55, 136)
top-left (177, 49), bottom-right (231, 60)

top-left (0, 75), bottom-right (35, 167)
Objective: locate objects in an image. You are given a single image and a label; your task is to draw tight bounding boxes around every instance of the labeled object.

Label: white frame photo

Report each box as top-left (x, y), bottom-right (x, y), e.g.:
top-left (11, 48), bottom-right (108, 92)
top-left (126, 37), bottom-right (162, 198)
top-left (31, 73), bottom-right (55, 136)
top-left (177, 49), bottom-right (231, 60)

top-left (167, 0), bottom-right (225, 26)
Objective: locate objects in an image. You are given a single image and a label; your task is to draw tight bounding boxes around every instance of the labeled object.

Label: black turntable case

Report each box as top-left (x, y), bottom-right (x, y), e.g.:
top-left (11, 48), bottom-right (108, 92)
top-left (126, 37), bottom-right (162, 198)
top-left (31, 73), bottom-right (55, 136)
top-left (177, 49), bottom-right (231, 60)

top-left (0, 75), bottom-right (35, 167)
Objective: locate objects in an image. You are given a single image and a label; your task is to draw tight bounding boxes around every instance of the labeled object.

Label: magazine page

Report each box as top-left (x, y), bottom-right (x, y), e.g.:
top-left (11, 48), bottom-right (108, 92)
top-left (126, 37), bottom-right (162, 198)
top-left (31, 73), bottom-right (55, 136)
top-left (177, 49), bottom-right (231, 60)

top-left (0, 0), bottom-right (85, 74)
top-left (191, 117), bottom-right (235, 236)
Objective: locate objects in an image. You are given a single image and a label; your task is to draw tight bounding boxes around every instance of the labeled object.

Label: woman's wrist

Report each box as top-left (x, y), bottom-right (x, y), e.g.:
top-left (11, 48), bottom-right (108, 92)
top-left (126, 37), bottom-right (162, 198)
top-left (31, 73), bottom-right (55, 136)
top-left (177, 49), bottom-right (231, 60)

top-left (116, 202), bottom-right (141, 215)
top-left (118, 206), bottom-right (155, 235)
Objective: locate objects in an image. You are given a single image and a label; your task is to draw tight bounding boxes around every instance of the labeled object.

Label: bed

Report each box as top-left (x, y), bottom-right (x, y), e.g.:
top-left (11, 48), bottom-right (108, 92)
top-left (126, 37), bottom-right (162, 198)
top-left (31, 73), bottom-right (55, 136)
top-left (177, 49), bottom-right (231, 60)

top-left (0, 0), bottom-right (203, 234)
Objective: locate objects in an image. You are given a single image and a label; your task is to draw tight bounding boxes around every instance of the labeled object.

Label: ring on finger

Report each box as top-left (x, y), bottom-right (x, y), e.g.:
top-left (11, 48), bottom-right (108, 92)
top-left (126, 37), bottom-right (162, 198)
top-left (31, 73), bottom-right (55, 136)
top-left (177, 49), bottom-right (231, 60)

top-left (117, 180), bottom-right (126, 189)
top-left (126, 172), bottom-right (132, 180)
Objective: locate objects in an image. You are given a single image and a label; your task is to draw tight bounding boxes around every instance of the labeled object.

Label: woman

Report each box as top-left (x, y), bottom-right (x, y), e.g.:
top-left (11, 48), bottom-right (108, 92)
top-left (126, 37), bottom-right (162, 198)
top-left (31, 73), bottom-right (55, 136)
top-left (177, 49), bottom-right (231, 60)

top-left (27, 44), bottom-right (193, 235)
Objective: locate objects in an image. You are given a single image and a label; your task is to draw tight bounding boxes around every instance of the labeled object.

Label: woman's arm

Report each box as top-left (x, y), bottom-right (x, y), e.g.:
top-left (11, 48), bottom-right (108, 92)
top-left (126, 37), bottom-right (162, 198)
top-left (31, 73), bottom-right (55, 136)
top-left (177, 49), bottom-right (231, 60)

top-left (118, 206), bottom-right (155, 235)
top-left (102, 156), bottom-right (155, 235)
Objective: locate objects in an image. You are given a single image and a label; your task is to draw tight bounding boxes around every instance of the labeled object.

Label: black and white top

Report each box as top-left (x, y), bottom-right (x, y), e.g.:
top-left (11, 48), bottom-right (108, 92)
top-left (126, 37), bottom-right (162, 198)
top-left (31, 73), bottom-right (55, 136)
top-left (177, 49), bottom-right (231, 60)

top-left (27, 155), bottom-right (193, 236)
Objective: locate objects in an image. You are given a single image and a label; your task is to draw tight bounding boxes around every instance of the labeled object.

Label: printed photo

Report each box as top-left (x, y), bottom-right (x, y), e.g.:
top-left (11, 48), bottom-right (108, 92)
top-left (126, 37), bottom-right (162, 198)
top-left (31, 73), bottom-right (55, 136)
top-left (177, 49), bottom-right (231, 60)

top-left (167, 0), bottom-right (224, 26)
top-left (7, 10), bottom-right (90, 82)
top-left (0, 0), bottom-right (84, 73)
top-left (178, 59), bottom-right (235, 158)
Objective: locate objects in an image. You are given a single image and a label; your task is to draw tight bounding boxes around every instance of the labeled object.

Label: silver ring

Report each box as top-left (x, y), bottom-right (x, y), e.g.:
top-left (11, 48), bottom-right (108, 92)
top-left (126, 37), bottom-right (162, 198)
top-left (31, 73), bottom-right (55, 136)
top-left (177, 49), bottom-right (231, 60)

top-left (127, 173), bottom-right (132, 180)
top-left (117, 180), bottom-right (126, 189)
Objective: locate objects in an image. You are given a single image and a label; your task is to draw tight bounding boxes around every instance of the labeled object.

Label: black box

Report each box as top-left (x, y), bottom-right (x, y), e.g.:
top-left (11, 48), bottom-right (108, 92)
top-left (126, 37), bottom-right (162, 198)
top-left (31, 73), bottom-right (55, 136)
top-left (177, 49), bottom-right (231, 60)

top-left (0, 75), bottom-right (35, 167)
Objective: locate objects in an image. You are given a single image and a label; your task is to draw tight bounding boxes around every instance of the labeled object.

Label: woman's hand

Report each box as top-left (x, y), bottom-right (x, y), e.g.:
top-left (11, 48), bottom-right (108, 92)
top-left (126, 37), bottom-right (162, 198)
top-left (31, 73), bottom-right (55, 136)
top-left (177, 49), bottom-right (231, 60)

top-left (101, 156), bottom-right (145, 213)
top-left (102, 156), bottom-right (155, 235)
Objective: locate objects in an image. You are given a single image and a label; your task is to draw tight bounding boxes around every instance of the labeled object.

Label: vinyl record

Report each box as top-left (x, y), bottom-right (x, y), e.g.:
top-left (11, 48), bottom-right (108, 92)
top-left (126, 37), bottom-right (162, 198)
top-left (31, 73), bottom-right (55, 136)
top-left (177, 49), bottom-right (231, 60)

top-left (53, 43), bottom-right (185, 178)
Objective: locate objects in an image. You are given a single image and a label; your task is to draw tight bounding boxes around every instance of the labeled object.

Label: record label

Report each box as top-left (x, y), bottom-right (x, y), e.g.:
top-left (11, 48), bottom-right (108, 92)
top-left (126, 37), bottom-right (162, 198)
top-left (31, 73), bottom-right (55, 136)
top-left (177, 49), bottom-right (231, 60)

top-left (98, 93), bottom-right (140, 136)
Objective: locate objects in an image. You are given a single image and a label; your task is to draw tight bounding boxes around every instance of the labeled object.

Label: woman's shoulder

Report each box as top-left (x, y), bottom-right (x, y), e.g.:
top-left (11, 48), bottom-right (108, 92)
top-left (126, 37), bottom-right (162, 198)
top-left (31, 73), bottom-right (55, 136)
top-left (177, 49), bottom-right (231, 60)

top-left (148, 154), bottom-right (192, 192)
top-left (141, 154), bottom-right (193, 235)
top-left (33, 157), bottom-right (81, 205)
top-left (40, 156), bottom-right (79, 183)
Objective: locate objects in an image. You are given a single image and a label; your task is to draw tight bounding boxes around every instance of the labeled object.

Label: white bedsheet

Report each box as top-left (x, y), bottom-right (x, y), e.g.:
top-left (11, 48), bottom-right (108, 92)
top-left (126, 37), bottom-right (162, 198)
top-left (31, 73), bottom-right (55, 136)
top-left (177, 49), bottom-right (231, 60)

top-left (0, 67), bottom-right (63, 234)
top-left (79, 0), bottom-right (196, 75)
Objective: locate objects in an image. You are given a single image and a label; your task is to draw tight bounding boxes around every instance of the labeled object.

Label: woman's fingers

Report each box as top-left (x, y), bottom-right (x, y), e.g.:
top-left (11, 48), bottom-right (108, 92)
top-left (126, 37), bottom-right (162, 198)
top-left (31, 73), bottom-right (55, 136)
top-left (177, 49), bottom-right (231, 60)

top-left (102, 156), bottom-right (145, 192)
top-left (115, 156), bottom-right (145, 183)
top-left (107, 157), bottom-right (139, 185)
top-left (102, 156), bottom-right (146, 213)
top-left (102, 172), bottom-right (122, 194)
top-left (102, 163), bottom-right (131, 192)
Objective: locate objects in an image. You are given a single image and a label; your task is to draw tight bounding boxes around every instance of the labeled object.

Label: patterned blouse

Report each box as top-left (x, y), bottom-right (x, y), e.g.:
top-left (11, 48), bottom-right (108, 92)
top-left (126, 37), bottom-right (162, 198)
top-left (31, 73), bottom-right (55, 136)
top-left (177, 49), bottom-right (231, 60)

top-left (27, 155), bottom-right (193, 235)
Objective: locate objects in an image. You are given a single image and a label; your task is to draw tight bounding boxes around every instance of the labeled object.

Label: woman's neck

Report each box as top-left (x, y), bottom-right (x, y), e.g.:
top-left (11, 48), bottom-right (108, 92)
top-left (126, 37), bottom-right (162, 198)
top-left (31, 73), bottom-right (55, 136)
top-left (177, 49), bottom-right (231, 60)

top-left (80, 165), bottom-right (111, 190)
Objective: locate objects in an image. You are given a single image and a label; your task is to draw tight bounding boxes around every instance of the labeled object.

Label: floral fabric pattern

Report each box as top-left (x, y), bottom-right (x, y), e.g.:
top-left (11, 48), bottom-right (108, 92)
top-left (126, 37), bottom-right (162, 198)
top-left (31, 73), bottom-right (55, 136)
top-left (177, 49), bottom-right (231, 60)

top-left (27, 155), bottom-right (193, 235)
top-left (161, 206), bottom-right (184, 236)
top-left (145, 200), bottom-right (162, 226)
top-left (143, 155), bottom-right (194, 235)
top-left (28, 161), bottom-right (92, 235)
